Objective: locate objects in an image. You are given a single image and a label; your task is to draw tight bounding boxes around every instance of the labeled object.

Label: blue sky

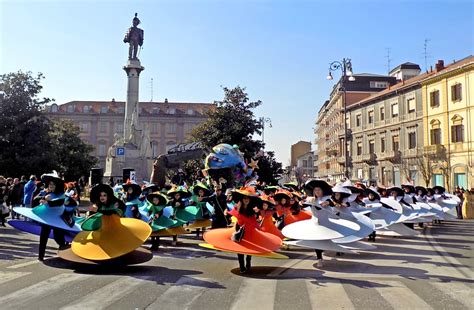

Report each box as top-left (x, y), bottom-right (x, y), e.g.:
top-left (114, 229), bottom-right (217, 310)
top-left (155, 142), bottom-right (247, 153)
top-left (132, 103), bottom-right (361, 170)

top-left (1, 0), bottom-right (473, 165)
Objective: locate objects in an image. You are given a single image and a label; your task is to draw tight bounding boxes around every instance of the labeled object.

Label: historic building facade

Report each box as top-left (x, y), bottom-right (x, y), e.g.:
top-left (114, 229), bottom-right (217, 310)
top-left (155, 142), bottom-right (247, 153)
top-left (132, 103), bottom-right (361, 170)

top-left (45, 99), bottom-right (211, 168)
top-left (314, 74), bottom-right (397, 182)
top-left (421, 56), bottom-right (474, 190)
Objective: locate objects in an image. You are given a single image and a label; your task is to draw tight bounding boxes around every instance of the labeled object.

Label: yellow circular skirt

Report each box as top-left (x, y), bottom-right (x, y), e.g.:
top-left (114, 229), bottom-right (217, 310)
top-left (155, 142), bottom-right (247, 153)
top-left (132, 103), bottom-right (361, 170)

top-left (186, 219), bottom-right (212, 229)
top-left (72, 214), bottom-right (152, 260)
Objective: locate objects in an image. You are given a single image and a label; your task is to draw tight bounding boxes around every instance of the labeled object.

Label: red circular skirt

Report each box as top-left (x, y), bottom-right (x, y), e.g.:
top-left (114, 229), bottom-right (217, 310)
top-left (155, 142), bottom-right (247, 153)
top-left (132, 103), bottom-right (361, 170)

top-left (203, 227), bottom-right (282, 255)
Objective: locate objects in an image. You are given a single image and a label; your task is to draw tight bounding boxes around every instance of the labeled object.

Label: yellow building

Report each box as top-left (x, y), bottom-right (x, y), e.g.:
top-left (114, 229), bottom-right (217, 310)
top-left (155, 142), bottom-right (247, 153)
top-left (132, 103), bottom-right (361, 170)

top-left (422, 56), bottom-right (474, 191)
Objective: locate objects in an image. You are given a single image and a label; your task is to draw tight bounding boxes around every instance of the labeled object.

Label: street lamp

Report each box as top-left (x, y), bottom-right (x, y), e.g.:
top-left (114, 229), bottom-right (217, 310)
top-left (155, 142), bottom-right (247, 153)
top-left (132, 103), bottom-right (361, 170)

top-left (327, 58), bottom-right (355, 180)
top-left (260, 117), bottom-right (272, 144)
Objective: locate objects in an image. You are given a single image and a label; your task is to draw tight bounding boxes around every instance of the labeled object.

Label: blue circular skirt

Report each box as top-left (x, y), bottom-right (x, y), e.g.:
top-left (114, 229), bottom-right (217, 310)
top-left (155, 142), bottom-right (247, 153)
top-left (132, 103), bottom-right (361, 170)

top-left (8, 220), bottom-right (77, 242)
top-left (13, 205), bottom-right (82, 232)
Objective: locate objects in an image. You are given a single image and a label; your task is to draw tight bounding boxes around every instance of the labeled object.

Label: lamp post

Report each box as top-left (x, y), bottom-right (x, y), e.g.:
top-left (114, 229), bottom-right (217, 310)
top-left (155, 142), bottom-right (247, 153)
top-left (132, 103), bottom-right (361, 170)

top-left (260, 117), bottom-right (272, 144)
top-left (327, 58), bottom-right (355, 180)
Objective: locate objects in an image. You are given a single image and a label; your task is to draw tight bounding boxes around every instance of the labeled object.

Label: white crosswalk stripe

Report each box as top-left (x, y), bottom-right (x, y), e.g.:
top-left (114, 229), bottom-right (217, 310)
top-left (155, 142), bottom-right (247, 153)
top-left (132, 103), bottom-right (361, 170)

top-left (0, 271), bottom-right (31, 285)
top-left (431, 281), bottom-right (474, 309)
top-left (61, 275), bottom-right (154, 310)
top-left (306, 279), bottom-right (355, 310)
top-left (146, 276), bottom-right (212, 310)
top-left (0, 273), bottom-right (92, 308)
top-left (230, 278), bottom-right (277, 310)
top-left (372, 280), bottom-right (433, 309)
top-left (0, 270), bottom-right (471, 309)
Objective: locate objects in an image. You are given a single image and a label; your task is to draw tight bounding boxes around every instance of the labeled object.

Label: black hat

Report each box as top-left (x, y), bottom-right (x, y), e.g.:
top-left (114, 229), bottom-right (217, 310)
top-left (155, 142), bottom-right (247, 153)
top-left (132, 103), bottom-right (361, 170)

top-left (304, 179), bottom-right (332, 197)
top-left (387, 187), bottom-right (404, 197)
top-left (90, 184), bottom-right (118, 205)
top-left (146, 191), bottom-right (168, 206)
top-left (41, 171), bottom-right (65, 195)
top-left (364, 187), bottom-right (381, 201)
top-left (432, 186), bottom-right (446, 194)
top-left (401, 184), bottom-right (416, 194)
top-left (122, 180), bottom-right (142, 197)
top-left (415, 186), bottom-right (427, 196)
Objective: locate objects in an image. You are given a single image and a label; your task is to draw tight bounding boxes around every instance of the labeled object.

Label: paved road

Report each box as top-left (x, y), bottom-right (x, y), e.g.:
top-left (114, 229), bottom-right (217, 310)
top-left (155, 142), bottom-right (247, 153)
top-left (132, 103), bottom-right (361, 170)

top-left (0, 220), bottom-right (473, 310)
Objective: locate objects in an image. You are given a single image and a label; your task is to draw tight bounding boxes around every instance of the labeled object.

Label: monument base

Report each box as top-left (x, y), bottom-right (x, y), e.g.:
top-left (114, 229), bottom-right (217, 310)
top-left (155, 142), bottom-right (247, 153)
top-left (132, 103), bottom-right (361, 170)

top-left (104, 142), bottom-right (152, 182)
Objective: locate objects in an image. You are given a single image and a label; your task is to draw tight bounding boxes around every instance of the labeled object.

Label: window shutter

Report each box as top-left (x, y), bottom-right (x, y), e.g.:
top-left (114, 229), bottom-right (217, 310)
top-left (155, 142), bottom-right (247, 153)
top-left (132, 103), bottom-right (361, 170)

top-left (457, 84), bottom-right (462, 100)
top-left (451, 85), bottom-right (456, 101)
top-left (461, 125), bottom-right (464, 142)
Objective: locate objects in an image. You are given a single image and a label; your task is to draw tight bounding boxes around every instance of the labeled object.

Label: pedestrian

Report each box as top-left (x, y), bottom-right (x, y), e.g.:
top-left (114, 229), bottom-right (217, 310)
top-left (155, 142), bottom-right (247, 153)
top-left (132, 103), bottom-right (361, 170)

top-left (0, 176), bottom-right (9, 226)
top-left (23, 175), bottom-right (36, 208)
top-left (9, 178), bottom-right (24, 219)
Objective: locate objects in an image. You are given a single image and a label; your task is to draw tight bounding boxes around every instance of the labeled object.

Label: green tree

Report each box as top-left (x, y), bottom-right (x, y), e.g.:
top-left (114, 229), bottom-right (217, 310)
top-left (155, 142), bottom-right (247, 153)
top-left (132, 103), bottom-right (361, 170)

top-left (49, 120), bottom-right (97, 181)
top-left (255, 151), bottom-right (283, 185)
top-left (190, 86), bottom-right (264, 156)
top-left (190, 86), bottom-right (282, 184)
top-left (0, 71), bottom-right (56, 177)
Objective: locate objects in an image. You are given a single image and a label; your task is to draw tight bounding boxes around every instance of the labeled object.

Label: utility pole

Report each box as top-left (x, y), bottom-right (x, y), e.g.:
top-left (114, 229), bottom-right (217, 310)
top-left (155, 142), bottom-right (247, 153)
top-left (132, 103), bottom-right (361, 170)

top-left (423, 39), bottom-right (431, 72)
top-left (385, 48), bottom-right (392, 74)
top-left (149, 78), bottom-right (153, 102)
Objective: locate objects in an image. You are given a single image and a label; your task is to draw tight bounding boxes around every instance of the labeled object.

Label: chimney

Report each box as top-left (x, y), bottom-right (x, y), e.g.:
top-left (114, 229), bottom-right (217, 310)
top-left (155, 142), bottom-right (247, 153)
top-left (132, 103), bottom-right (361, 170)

top-left (435, 60), bottom-right (444, 72)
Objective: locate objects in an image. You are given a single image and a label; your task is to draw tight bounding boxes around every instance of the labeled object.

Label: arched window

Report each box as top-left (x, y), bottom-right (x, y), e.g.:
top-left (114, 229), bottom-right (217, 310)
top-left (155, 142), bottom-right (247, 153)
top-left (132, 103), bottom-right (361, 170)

top-left (98, 141), bottom-right (107, 157)
top-left (51, 104), bottom-right (58, 112)
top-left (67, 105), bottom-right (74, 113)
top-left (451, 114), bottom-right (464, 143)
top-left (430, 119), bottom-right (441, 145)
top-left (83, 105), bottom-right (90, 113)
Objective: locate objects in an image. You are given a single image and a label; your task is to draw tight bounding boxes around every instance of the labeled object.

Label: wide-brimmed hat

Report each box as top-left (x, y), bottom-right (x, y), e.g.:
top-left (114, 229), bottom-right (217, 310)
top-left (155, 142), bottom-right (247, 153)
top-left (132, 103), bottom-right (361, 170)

top-left (283, 182), bottom-right (299, 191)
top-left (167, 185), bottom-right (191, 198)
top-left (364, 187), bottom-right (381, 201)
top-left (387, 187), bottom-right (404, 197)
top-left (263, 185), bottom-right (279, 195)
top-left (90, 184), bottom-right (117, 205)
top-left (304, 179), bottom-right (332, 196)
top-left (146, 191), bottom-right (168, 206)
top-left (401, 183), bottom-right (416, 194)
top-left (274, 189), bottom-right (292, 202)
top-left (291, 191), bottom-right (303, 200)
top-left (432, 186), bottom-right (446, 194)
top-left (259, 194), bottom-right (276, 207)
top-left (192, 182), bottom-right (210, 196)
top-left (415, 186), bottom-right (427, 196)
top-left (122, 180), bottom-right (142, 197)
top-left (354, 182), bottom-right (367, 190)
top-left (342, 180), bottom-right (364, 194)
top-left (142, 183), bottom-right (160, 196)
top-left (231, 186), bottom-right (261, 207)
top-left (41, 171), bottom-right (65, 194)
top-left (332, 183), bottom-right (352, 198)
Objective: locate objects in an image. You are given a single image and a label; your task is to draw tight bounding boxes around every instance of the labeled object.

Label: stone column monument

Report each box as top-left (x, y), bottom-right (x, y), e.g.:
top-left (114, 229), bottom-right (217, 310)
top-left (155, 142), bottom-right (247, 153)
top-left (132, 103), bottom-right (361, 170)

top-left (105, 13), bottom-right (152, 182)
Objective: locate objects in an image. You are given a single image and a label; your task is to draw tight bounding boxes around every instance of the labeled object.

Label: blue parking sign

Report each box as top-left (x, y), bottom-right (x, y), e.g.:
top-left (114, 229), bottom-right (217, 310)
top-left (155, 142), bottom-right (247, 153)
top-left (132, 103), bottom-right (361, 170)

top-left (116, 147), bottom-right (125, 156)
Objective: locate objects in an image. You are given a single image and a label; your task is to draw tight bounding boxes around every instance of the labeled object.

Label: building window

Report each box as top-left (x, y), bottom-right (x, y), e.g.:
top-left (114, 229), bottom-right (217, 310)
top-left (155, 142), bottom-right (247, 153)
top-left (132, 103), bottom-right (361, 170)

top-left (430, 128), bottom-right (441, 145)
top-left (83, 106), bottom-right (89, 113)
top-left (303, 160), bottom-right (308, 168)
top-left (356, 114), bottom-right (361, 127)
top-left (67, 105), bottom-right (74, 113)
top-left (184, 123), bottom-right (194, 135)
top-left (79, 122), bottom-right (89, 133)
top-left (51, 104), bottom-right (58, 112)
top-left (151, 123), bottom-right (159, 134)
top-left (369, 167), bottom-right (376, 179)
top-left (167, 107), bottom-right (176, 114)
top-left (380, 137), bottom-right (386, 152)
top-left (357, 142), bottom-right (362, 155)
top-left (451, 83), bottom-right (462, 101)
top-left (370, 81), bottom-right (389, 88)
top-left (408, 132), bottom-right (416, 149)
top-left (407, 98), bottom-right (416, 113)
top-left (115, 123), bottom-right (124, 133)
top-left (151, 141), bottom-right (159, 157)
top-left (380, 107), bottom-right (385, 121)
top-left (98, 142), bottom-right (106, 157)
top-left (152, 107), bottom-right (159, 114)
top-left (166, 123), bottom-right (177, 134)
top-left (368, 111), bottom-right (374, 124)
top-left (430, 90), bottom-right (440, 107)
top-left (392, 135), bottom-right (399, 151)
top-left (357, 168), bottom-right (363, 179)
top-left (369, 140), bottom-right (375, 153)
top-left (187, 109), bottom-right (194, 115)
top-left (117, 107), bottom-right (125, 113)
top-left (391, 103), bottom-right (399, 117)
top-left (451, 125), bottom-right (464, 143)
top-left (100, 106), bottom-right (108, 113)
top-left (99, 122), bottom-right (107, 133)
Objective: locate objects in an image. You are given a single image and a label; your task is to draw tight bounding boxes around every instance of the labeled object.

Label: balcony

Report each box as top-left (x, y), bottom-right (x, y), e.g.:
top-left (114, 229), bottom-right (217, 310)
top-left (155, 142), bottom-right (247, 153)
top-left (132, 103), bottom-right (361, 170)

top-left (362, 153), bottom-right (377, 164)
top-left (404, 148), bottom-right (418, 157)
top-left (424, 145), bottom-right (447, 159)
top-left (352, 155), bottom-right (363, 163)
top-left (386, 150), bottom-right (402, 163)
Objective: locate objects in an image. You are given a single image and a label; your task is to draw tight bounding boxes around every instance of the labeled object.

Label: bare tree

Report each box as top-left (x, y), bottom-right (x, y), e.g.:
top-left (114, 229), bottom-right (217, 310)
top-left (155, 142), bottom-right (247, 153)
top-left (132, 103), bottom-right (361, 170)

top-left (416, 153), bottom-right (434, 187)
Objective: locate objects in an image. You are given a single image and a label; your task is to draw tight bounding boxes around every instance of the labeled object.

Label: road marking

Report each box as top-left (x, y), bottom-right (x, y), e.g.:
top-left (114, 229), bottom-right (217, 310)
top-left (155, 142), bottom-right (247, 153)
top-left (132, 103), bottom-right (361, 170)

top-left (373, 280), bottom-right (432, 309)
top-left (6, 260), bottom-right (39, 269)
top-left (146, 277), bottom-right (212, 310)
top-left (230, 278), bottom-right (276, 310)
top-left (267, 254), bottom-right (309, 276)
top-left (0, 271), bottom-right (31, 285)
top-left (0, 273), bottom-right (91, 308)
top-left (306, 279), bottom-right (355, 310)
top-left (431, 281), bottom-right (474, 308)
top-left (61, 276), bottom-right (153, 310)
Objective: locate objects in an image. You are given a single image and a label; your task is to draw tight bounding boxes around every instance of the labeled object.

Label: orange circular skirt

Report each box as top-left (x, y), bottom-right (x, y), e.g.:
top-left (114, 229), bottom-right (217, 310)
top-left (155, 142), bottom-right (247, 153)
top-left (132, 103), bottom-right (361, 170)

top-left (285, 210), bottom-right (312, 225)
top-left (260, 216), bottom-right (285, 239)
top-left (203, 227), bottom-right (282, 255)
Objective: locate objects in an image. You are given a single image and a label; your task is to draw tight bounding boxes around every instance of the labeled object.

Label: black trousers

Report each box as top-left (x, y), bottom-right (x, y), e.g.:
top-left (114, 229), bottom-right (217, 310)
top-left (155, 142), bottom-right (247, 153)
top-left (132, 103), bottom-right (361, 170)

top-left (39, 224), bottom-right (66, 260)
top-left (314, 249), bottom-right (323, 259)
top-left (237, 254), bottom-right (252, 270)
